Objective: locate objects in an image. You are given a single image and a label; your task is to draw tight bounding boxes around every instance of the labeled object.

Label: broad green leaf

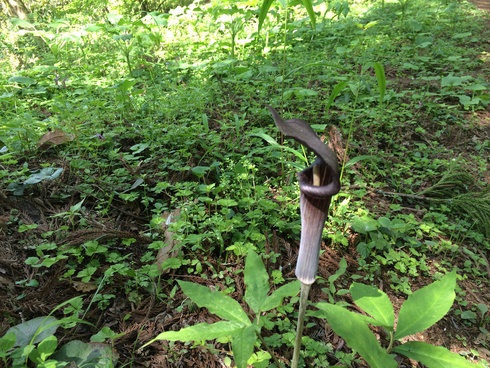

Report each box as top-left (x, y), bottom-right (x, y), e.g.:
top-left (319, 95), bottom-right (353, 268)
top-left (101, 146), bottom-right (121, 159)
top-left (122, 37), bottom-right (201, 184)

top-left (350, 283), bottom-right (394, 328)
top-left (143, 321), bottom-right (245, 346)
top-left (24, 168), bottom-right (63, 185)
top-left (7, 316), bottom-right (59, 347)
top-left (393, 341), bottom-right (480, 368)
top-left (258, 0), bottom-right (275, 33)
top-left (10, 18), bottom-right (36, 29)
top-left (232, 325), bottom-right (257, 368)
top-left (191, 166), bottom-right (210, 178)
top-left (0, 332), bottom-right (16, 352)
top-left (29, 335), bottom-right (58, 362)
top-left (244, 250), bottom-right (269, 313)
top-left (38, 335), bottom-right (58, 357)
top-left (8, 76), bottom-right (37, 85)
top-left (351, 215), bottom-right (379, 234)
top-left (261, 280), bottom-right (300, 312)
top-left (314, 303), bottom-right (397, 368)
top-left (441, 75), bottom-right (471, 87)
top-left (395, 271), bottom-right (456, 340)
top-left (372, 62), bottom-right (386, 105)
top-left (178, 281), bottom-right (251, 325)
top-left (217, 199), bottom-right (238, 207)
top-left (52, 340), bottom-right (116, 366)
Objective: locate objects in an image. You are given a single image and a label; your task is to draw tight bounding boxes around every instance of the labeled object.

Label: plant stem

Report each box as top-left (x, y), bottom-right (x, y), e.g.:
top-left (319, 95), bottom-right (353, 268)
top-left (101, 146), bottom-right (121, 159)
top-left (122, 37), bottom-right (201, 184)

top-left (387, 330), bottom-right (394, 353)
top-left (292, 282), bottom-right (311, 368)
top-left (258, 333), bottom-right (284, 368)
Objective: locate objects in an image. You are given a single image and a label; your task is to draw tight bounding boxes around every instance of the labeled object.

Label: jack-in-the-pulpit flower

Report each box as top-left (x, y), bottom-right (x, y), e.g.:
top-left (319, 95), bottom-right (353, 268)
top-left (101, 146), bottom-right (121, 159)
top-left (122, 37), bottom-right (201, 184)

top-left (268, 107), bottom-right (341, 285)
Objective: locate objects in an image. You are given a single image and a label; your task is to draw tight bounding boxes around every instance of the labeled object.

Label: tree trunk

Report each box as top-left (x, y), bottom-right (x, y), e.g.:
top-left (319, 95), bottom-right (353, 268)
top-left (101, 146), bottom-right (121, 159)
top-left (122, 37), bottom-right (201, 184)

top-left (1, 0), bottom-right (30, 19)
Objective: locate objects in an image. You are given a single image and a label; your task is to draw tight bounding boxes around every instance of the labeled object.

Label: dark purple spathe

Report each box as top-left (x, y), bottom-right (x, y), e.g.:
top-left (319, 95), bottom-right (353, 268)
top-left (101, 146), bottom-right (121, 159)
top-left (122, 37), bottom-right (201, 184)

top-left (268, 107), bottom-right (341, 285)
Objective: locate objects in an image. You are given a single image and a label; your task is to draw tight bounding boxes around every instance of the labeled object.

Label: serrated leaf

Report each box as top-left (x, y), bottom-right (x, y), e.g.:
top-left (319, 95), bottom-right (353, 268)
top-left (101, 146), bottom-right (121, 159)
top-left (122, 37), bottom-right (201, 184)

top-left (393, 341), bottom-right (479, 368)
top-left (261, 280), bottom-right (300, 312)
top-left (143, 321), bottom-right (244, 346)
top-left (244, 250), bottom-right (269, 314)
top-left (232, 325), bottom-right (257, 368)
top-left (178, 281), bottom-right (251, 325)
top-left (350, 283), bottom-right (394, 328)
top-left (395, 271), bottom-right (456, 340)
top-left (314, 303), bottom-right (397, 368)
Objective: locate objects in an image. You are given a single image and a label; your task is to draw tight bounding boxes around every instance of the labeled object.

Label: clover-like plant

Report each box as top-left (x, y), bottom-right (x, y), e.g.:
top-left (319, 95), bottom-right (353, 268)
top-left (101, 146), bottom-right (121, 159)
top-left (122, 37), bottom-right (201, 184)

top-left (268, 106), bottom-right (340, 367)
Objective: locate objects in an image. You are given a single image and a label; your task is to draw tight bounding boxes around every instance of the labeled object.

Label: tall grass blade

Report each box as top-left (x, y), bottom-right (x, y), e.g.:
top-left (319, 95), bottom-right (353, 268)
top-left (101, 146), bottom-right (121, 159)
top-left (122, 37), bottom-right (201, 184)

top-left (325, 81), bottom-right (348, 113)
top-left (258, 0), bottom-right (275, 33)
top-left (372, 62), bottom-right (386, 105)
top-left (299, 0), bottom-right (316, 29)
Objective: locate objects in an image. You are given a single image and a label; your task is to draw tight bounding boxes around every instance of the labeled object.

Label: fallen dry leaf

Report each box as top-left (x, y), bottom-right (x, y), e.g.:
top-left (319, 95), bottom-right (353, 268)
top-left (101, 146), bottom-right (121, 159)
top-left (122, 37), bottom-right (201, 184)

top-left (37, 130), bottom-right (73, 150)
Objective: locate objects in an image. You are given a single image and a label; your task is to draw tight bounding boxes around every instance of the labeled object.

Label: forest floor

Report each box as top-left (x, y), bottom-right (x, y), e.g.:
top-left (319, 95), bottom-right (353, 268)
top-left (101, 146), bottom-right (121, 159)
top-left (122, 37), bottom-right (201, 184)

top-left (1, 88), bottom-right (489, 367)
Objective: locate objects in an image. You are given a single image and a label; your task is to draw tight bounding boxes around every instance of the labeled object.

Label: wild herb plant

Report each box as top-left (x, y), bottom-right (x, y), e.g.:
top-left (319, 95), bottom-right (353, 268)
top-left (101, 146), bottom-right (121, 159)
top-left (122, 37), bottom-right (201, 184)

top-left (313, 271), bottom-right (482, 368)
top-left (142, 249), bottom-right (300, 368)
top-left (0, 296), bottom-right (118, 367)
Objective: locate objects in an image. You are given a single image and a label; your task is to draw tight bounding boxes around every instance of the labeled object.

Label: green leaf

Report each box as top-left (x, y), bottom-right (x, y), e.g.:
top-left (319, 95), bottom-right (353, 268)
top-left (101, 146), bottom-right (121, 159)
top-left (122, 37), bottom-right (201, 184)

top-left (24, 168), bottom-right (63, 185)
top-left (314, 303), bottom-right (397, 368)
top-left (261, 280), bottom-right (301, 312)
top-left (325, 81), bottom-right (348, 113)
top-left (258, 0), bottom-right (275, 33)
top-left (328, 257), bottom-right (347, 283)
top-left (345, 155), bottom-right (380, 168)
top-left (393, 341), bottom-right (480, 368)
top-left (8, 76), bottom-right (37, 85)
top-left (394, 271), bottom-right (456, 340)
top-left (232, 325), bottom-right (257, 368)
top-left (7, 316), bottom-right (59, 347)
top-left (191, 166), bottom-right (210, 178)
top-left (143, 321), bottom-right (245, 346)
top-left (52, 340), bottom-right (116, 366)
top-left (372, 62), bottom-right (386, 105)
top-left (250, 132), bottom-right (308, 165)
top-left (350, 283), bottom-right (394, 328)
top-left (351, 215), bottom-right (379, 234)
top-left (244, 250), bottom-right (269, 314)
top-left (0, 332), bottom-right (17, 353)
top-left (298, 0), bottom-right (316, 29)
top-left (178, 281), bottom-right (251, 325)
top-left (33, 335), bottom-right (58, 362)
